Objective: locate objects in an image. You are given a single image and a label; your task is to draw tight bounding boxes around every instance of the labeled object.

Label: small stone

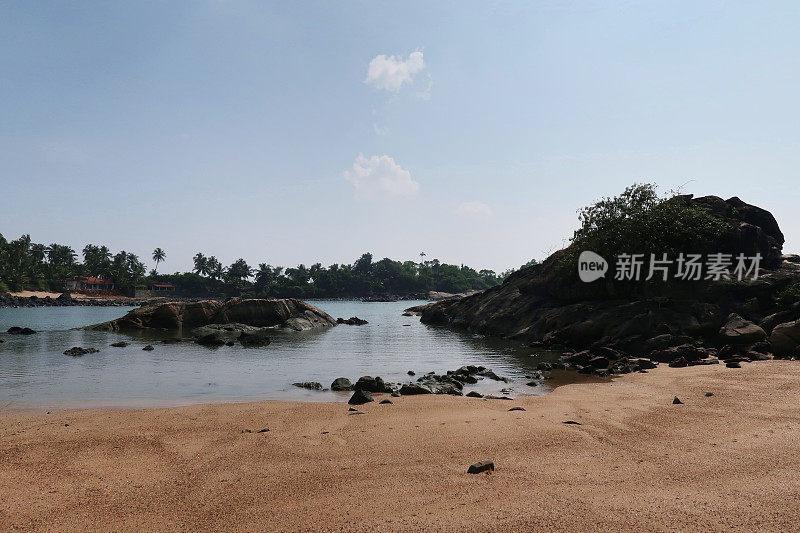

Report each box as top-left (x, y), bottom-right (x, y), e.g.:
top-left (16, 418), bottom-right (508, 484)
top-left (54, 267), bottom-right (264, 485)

top-left (673, 396), bottom-right (683, 404)
top-left (63, 347), bottom-right (99, 357)
top-left (563, 420), bottom-right (582, 425)
top-left (142, 345), bottom-right (154, 351)
top-left (330, 377), bottom-right (353, 391)
top-left (257, 428), bottom-right (270, 433)
top-left (465, 391), bottom-right (483, 398)
top-left (705, 392), bottom-right (714, 397)
top-left (348, 411), bottom-right (365, 415)
top-left (525, 381), bottom-right (538, 387)
top-left (110, 341), bottom-right (129, 348)
top-left (467, 460), bottom-right (494, 474)
top-left (508, 406), bottom-right (525, 412)
top-left (241, 429), bottom-right (252, 433)
top-left (407, 370), bottom-right (415, 376)
top-left (379, 399), bottom-right (393, 405)
top-left (321, 431), bottom-right (329, 434)
top-left (391, 391), bottom-right (401, 397)
top-left (726, 361), bottom-right (742, 368)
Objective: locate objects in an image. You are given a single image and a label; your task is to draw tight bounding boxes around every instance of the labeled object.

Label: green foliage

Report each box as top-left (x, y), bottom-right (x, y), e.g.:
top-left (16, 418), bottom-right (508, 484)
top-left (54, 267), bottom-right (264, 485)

top-left (776, 282), bottom-right (800, 305)
top-left (563, 183), bottom-right (729, 273)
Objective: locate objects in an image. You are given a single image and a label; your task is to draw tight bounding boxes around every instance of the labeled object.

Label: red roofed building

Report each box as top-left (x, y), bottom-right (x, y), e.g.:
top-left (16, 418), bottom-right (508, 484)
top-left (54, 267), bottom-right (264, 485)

top-left (64, 276), bottom-right (115, 291)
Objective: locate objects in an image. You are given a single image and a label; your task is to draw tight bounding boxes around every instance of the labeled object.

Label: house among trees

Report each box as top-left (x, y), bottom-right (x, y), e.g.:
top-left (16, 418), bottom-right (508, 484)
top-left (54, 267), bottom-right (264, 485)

top-left (64, 276), bottom-right (115, 292)
top-left (134, 282), bottom-right (175, 297)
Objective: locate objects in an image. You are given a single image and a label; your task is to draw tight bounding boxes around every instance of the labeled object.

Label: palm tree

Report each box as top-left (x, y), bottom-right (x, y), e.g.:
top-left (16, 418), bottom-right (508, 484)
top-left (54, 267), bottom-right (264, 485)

top-left (152, 248), bottom-right (166, 274)
top-left (193, 253), bottom-right (209, 276)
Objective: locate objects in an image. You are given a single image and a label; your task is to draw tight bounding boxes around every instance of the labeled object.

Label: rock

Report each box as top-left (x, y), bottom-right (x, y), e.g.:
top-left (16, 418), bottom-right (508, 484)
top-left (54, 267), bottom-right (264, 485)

top-left (348, 389), bottom-right (374, 405)
top-left (257, 428), bottom-right (270, 433)
top-left (483, 395), bottom-right (513, 400)
top-left (330, 377), bottom-right (354, 391)
top-left (402, 312), bottom-right (413, 316)
top-left (110, 341), bottom-right (129, 348)
top-left (508, 406), bottom-right (525, 411)
top-left (466, 391), bottom-right (483, 398)
top-left (770, 319), bottom-right (800, 356)
top-left (399, 383), bottom-right (432, 395)
top-left (407, 370), bottom-right (415, 376)
top-left (563, 420), bottom-right (582, 425)
top-left (239, 329), bottom-right (271, 347)
top-left (391, 391), bottom-right (401, 397)
top-left (525, 381), bottom-right (538, 387)
top-left (650, 344), bottom-right (708, 364)
top-left (726, 361), bottom-right (742, 368)
top-left (705, 392), bottom-right (715, 397)
top-left (354, 376), bottom-right (393, 393)
top-left (379, 399), bottom-right (393, 404)
top-left (241, 429), bottom-right (252, 434)
top-left (7, 326), bottom-right (36, 335)
top-left (142, 345), bottom-right (154, 351)
top-left (336, 316), bottom-right (368, 325)
top-left (63, 347), bottom-right (98, 356)
top-left (467, 460), bottom-right (494, 474)
top-left (86, 298), bottom-right (336, 332)
top-left (668, 357), bottom-right (688, 368)
top-left (719, 313), bottom-right (767, 345)
top-left (673, 396), bottom-right (683, 404)
top-left (293, 382), bottom-right (323, 390)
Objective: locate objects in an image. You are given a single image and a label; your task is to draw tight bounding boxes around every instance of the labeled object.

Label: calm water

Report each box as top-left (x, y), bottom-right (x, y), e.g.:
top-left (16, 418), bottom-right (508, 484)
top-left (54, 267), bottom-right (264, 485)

top-left (0, 301), bottom-right (575, 408)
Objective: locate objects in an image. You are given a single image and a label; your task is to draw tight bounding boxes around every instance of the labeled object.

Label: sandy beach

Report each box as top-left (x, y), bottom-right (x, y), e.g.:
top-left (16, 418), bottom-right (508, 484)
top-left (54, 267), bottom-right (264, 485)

top-left (2, 361), bottom-right (800, 532)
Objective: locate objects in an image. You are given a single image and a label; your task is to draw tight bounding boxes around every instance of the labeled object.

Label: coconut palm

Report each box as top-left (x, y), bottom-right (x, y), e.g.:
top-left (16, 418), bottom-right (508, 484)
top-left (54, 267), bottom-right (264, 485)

top-left (152, 248), bottom-right (166, 274)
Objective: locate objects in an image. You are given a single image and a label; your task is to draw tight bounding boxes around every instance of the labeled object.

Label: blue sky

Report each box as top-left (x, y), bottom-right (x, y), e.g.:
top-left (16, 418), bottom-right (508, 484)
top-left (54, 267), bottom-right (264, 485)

top-left (2, 1), bottom-right (799, 273)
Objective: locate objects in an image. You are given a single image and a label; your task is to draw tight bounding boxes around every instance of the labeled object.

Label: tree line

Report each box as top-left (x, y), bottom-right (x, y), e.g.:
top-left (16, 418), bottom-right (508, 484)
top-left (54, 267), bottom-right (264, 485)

top-left (0, 233), bottom-right (515, 298)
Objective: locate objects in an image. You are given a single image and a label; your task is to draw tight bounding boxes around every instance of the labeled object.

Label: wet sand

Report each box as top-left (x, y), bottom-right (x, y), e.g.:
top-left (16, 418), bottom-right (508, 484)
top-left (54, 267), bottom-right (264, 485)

top-left (2, 361), bottom-right (800, 531)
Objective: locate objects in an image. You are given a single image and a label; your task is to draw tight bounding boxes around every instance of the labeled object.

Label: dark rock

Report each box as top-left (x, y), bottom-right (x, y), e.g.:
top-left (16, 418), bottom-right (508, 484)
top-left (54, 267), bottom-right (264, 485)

top-left (225, 341), bottom-right (235, 346)
top-left (354, 376), bottom-right (393, 393)
top-left (465, 391), bottom-right (483, 398)
top-left (110, 341), bottom-right (129, 348)
top-left (467, 460), bottom-right (494, 474)
top-left (705, 392), bottom-right (714, 397)
top-left (726, 361), bottom-right (742, 368)
top-left (379, 399), bottom-right (393, 405)
top-left (407, 370), bottom-right (415, 376)
top-left (483, 395), bottom-right (513, 400)
top-left (239, 329), bottom-right (271, 347)
top-left (7, 327), bottom-right (36, 335)
top-left (348, 389), bottom-right (374, 405)
top-left (257, 428), bottom-right (270, 433)
top-left (526, 381), bottom-right (538, 387)
top-left (293, 382), bottom-right (323, 390)
top-left (63, 347), bottom-right (98, 356)
top-left (563, 420), bottom-right (582, 425)
top-left (391, 391), bottom-right (401, 397)
top-left (399, 383), bottom-right (433, 395)
top-left (668, 357), bottom-right (688, 368)
top-left (770, 319), bottom-right (800, 356)
top-left (336, 316), bottom-right (368, 325)
top-left (241, 429), bottom-right (252, 433)
top-left (508, 406), bottom-right (525, 411)
top-left (719, 313), bottom-right (767, 345)
top-left (673, 396), bottom-right (683, 404)
top-left (142, 344), bottom-right (154, 351)
top-left (330, 377), bottom-right (354, 391)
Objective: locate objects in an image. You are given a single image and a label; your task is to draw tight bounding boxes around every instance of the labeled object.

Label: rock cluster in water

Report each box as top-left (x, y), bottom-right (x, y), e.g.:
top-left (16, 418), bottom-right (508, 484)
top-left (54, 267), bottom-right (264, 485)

top-left (418, 195), bottom-right (800, 374)
top-left (85, 298), bottom-right (337, 333)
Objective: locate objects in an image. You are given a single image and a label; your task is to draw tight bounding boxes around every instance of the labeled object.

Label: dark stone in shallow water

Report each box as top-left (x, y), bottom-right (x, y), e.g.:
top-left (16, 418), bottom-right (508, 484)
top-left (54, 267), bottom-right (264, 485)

top-left (293, 382), bottom-right (323, 391)
top-left (142, 345), bottom-right (154, 351)
top-left (330, 377), bottom-right (353, 391)
top-left (7, 327), bottom-right (36, 335)
top-left (110, 341), bottom-right (129, 348)
top-left (63, 347), bottom-right (98, 357)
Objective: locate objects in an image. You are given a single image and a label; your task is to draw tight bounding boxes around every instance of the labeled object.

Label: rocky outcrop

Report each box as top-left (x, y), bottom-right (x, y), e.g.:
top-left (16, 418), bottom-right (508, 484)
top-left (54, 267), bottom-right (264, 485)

top-left (86, 298), bottom-right (336, 333)
top-left (192, 323), bottom-right (272, 347)
top-left (420, 195), bottom-right (800, 371)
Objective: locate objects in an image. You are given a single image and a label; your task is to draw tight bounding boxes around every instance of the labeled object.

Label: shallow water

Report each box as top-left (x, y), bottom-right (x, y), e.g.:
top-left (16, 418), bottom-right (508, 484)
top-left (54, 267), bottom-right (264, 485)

top-left (0, 301), bottom-right (581, 408)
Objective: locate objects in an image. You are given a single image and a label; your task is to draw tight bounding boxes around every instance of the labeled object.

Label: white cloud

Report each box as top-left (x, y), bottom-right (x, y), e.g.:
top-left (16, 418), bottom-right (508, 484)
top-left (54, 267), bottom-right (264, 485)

top-left (343, 154), bottom-right (419, 199)
top-left (454, 201), bottom-right (493, 220)
top-left (365, 51), bottom-right (425, 92)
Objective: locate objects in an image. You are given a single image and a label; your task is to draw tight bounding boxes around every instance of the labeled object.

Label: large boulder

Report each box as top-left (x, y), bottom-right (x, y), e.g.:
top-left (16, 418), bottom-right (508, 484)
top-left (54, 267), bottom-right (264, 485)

top-left (86, 298), bottom-right (336, 332)
top-left (719, 313), bottom-right (767, 345)
top-left (770, 319), bottom-right (800, 356)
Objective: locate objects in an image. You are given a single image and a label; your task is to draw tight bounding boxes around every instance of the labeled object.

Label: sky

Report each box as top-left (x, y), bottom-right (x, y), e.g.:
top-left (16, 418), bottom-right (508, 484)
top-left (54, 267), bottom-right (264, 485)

top-left (2, 0), bottom-right (800, 274)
